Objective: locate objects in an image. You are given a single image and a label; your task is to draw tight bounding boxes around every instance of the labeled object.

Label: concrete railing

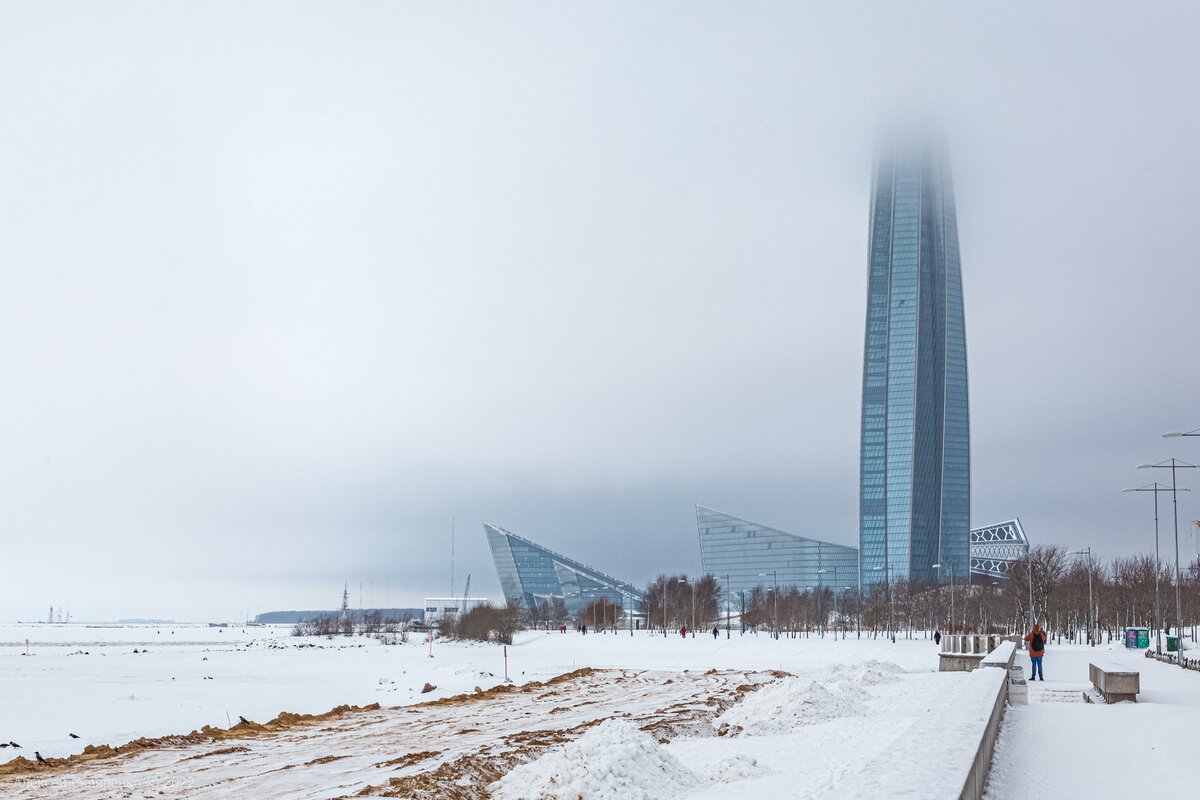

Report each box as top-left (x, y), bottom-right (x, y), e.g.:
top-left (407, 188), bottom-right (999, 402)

top-left (980, 640), bottom-right (1017, 670)
top-left (940, 634), bottom-right (1008, 671)
top-left (842, 642), bottom-right (1011, 800)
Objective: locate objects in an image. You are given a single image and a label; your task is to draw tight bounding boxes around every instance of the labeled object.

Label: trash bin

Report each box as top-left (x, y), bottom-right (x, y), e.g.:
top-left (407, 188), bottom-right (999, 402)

top-left (1166, 635), bottom-right (1180, 652)
top-left (1124, 628), bottom-right (1150, 648)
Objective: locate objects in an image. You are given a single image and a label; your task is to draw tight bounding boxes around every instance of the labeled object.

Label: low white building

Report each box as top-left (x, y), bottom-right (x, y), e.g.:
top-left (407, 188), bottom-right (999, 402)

top-left (422, 597), bottom-right (491, 624)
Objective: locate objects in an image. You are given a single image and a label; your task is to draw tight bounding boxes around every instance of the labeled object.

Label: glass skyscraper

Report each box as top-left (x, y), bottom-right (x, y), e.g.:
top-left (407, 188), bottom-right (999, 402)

top-left (859, 139), bottom-right (970, 586)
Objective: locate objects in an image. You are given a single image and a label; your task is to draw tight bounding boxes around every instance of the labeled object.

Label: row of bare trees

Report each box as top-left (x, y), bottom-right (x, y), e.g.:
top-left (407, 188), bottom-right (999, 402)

top-left (1000, 545), bottom-right (1200, 642)
top-left (639, 575), bottom-right (721, 633)
top-left (721, 546), bottom-right (1200, 640)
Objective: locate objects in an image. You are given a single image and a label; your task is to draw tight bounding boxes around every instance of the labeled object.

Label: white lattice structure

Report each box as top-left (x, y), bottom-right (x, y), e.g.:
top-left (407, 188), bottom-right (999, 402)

top-left (969, 519), bottom-right (1030, 579)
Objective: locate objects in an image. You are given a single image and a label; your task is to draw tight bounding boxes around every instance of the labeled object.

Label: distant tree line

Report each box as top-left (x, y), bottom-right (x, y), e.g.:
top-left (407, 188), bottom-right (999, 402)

top-left (291, 610), bottom-right (411, 642)
top-left (715, 545), bottom-right (1200, 641)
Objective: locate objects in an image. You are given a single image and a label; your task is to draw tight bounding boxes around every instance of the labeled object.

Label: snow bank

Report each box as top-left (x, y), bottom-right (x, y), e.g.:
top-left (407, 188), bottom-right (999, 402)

top-left (827, 659), bottom-right (904, 686)
top-left (714, 676), bottom-right (868, 736)
top-left (490, 719), bottom-right (700, 800)
top-left (489, 718), bottom-right (766, 800)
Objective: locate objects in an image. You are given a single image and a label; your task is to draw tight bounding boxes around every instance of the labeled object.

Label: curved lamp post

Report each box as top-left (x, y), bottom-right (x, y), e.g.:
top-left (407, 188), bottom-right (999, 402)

top-left (1122, 483), bottom-right (1181, 655)
top-left (1138, 459), bottom-right (1198, 654)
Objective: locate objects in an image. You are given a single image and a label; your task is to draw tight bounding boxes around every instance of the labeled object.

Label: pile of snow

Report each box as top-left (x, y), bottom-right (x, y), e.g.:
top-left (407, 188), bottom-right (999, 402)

top-left (490, 719), bottom-right (700, 800)
top-left (714, 676), bottom-right (868, 736)
top-left (826, 659), bottom-right (904, 686)
top-left (710, 752), bottom-right (766, 783)
top-left (490, 718), bottom-right (765, 800)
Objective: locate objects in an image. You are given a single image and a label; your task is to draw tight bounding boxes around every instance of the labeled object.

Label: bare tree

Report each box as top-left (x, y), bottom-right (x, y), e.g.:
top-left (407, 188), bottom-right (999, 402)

top-left (580, 597), bottom-right (624, 631)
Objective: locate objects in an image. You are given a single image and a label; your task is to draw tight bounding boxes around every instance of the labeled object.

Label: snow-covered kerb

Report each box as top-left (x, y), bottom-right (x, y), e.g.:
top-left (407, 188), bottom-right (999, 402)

top-left (839, 653), bottom-right (1008, 800)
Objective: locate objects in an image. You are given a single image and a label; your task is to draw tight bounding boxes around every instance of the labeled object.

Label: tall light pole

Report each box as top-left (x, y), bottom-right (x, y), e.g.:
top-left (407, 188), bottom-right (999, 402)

top-left (1026, 552), bottom-right (1035, 630)
top-left (676, 578), bottom-right (690, 636)
top-left (688, 579), bottom-right (696, 636)
top-left (1139, 458), bottom-right (1198, 654)
top-left (619, 589), bottom-right (634, 637)
top-left (817, 569), bottom-right (829, 638)
top-left (871, 564), bottom-right (893, 642)
top-left (1164, 430), bottom-right (1200, 645)
top-left (1123, 483), bottom-right (1176, 655)
top-left (662, 580), bottom-right (669, 638)
top-left (932, 562), bottom-right (954, 634)
top-left (1070, 548), bottom-right (1095, 646)
top-left (856, 562), bottom-right (862, 639)
top-left (758, 571), bottom-right (778, 639)
top-left (842, 586), bottom-right (852, 640)
top-left (723, 575), bottom-right (731, 639)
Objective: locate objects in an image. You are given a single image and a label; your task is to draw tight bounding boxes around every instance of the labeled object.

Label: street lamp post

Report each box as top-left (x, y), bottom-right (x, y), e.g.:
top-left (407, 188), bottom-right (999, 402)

top-left (856, 563), bottom-right (862, 639)
top-left (842, 586), bottom-right (852, 640)
top-left (688, 579), bottom-right (696, 636)
top-left (676, 578), bottom-right (690, 636)
top-left (662, 581), bottom-right (669, 638)
top-left (1139, 459), bottom-right (1198, 655)
top-left (871, 564), bottom-right (894, 642)
top-left (1070, 548), bottom-right (1095, 646)
top-left (1163, 430), bottom-right (1200, 647)
top-left (932, 563), bottom-right (955, 634)
top-left (724, 575), bottom-right (731, 639)
top-left (1027, 553), bottom-right (1035, 630)
top-left (758, 571), bottom-right (778, 639)
top-left (1122, 484), bottom-right (1172, 654)
top-left (817, 569), bottom-right (829, 638)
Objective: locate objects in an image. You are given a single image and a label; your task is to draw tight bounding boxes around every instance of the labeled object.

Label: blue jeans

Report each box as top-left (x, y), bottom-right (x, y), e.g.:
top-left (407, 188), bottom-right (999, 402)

top-left (1030, 656), bottom-right (1043, 680)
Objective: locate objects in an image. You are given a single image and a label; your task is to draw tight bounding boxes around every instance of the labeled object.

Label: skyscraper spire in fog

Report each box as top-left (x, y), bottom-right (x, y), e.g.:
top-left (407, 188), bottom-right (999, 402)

top-left (859, 137), bottom-right (970, 585)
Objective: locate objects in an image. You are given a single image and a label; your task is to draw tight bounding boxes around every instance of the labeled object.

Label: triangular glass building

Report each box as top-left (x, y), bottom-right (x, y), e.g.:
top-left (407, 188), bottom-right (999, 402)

top-left (696, 506), bottom-right (859, 598)
top-left (484, 523), bottom-right (644, 617)
top-left (859, 137), bottom-right (970, 585)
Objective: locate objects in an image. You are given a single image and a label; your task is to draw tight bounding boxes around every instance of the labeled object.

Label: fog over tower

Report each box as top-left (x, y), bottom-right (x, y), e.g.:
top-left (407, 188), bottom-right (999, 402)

top-left (859, 137), bottom-right (970, 586)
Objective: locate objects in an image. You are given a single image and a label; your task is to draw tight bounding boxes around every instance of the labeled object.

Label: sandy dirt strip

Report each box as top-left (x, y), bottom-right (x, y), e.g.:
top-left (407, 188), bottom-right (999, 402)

top-left (1, 667), bottom-right (777, 800)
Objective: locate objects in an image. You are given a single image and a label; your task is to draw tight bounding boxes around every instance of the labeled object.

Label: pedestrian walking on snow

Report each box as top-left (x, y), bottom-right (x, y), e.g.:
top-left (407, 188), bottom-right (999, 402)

top-left (1024, 623), bottom-right (1047, 680)
top-left (934, 629), bottom-right (942, 646)
top-left (680, 626), bottom-right (686, 638)
top-left (712, 627), bottom-right (719, 639)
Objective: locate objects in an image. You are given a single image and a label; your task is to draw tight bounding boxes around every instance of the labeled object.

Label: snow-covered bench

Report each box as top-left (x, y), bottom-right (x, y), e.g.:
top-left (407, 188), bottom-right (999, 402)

top-left (1088, 661), bottom-right (1139, 703)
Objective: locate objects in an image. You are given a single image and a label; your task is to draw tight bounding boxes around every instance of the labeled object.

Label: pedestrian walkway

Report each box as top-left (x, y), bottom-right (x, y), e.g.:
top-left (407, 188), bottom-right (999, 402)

top-left (986, 643), bottom-right (1198, 797)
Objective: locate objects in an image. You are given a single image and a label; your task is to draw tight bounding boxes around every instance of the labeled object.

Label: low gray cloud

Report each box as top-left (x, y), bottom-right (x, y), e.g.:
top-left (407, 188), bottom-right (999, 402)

top-left (1, 2), bottom-right (1197, 620)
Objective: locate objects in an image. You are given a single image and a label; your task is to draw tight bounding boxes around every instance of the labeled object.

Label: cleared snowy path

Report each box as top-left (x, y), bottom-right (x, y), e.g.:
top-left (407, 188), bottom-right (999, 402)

top-left (986, 643), bottom-right (1200, 798)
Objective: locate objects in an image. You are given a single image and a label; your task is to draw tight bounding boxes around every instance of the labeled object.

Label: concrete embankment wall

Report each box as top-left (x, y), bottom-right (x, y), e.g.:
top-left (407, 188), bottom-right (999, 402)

top-left (842, 644), bottom-right (1012, 800)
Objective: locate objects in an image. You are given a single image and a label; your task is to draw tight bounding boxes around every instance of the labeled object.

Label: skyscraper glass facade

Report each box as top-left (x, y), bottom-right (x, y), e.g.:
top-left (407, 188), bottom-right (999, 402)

top-left (696, 506), bottom-right (860, 599)
top-left (860, 140), bottom-right (970, 586)
top-left (484, 523), bottom-right (644, 617)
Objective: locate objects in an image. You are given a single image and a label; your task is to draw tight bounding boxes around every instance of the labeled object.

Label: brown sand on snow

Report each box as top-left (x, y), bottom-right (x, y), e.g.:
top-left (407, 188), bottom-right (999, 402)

top-left (1, 667), bottom-right (777, 800)
top-left (0, 703), bottom-right (381, 776)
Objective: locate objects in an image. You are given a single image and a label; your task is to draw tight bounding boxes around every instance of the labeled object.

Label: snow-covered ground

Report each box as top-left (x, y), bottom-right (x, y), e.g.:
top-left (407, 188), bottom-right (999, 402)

top-left (987, 641), bottom-right (1200, 798)
top-left (3, 624), bottom-right (1195, 798)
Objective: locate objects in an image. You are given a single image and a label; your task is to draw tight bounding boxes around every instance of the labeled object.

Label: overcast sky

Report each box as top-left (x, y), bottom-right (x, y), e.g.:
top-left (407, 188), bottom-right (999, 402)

top-left (2, 2), bottom-right (1198, 622)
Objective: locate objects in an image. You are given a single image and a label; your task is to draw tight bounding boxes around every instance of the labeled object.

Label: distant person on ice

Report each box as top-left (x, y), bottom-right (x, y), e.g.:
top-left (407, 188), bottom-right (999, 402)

top-left (1024, 622), bottom-right (1047, 680)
